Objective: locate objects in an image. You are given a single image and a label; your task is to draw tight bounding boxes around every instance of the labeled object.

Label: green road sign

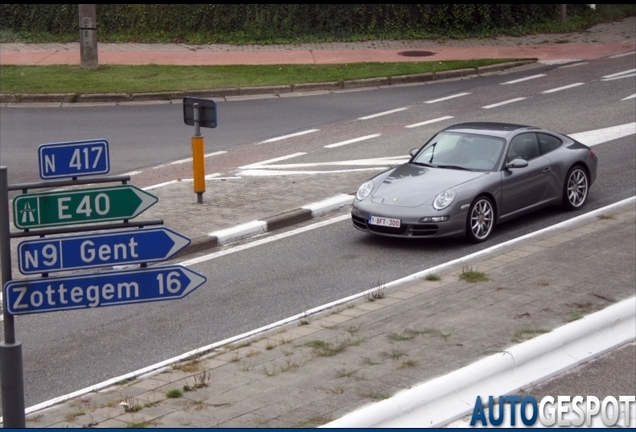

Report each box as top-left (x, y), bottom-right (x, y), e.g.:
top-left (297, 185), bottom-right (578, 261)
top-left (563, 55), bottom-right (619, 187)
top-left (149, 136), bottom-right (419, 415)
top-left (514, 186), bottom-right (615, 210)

top-left (13, 185), bottom-right (158, 229)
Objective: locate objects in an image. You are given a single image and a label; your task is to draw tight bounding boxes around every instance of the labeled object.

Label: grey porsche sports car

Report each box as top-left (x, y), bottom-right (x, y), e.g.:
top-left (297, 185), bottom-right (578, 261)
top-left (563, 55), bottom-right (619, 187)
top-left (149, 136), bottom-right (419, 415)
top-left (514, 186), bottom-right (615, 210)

top-left (351, 122), bottom-right (598, 243)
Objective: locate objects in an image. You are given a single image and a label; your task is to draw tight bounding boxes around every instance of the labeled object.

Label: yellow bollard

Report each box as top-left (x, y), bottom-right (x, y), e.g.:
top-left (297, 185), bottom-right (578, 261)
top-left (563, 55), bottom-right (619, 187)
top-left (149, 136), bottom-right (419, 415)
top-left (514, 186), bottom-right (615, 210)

top-left (192, 136), bottom-right (205, 203)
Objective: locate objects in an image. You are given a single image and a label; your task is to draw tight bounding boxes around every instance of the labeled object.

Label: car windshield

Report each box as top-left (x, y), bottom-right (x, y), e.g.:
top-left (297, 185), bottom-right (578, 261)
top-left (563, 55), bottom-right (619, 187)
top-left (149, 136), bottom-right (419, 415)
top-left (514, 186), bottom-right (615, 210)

top-left (412, 132), bottom-right (505, 171)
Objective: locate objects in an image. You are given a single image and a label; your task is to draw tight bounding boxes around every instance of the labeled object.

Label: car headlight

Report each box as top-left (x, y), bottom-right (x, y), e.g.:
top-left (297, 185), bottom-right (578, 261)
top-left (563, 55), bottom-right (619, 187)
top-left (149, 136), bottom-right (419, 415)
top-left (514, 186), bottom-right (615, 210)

top-left (433, 189), bottom-right (456, 210)
top-left (356, 181), bottom-right (374, 201)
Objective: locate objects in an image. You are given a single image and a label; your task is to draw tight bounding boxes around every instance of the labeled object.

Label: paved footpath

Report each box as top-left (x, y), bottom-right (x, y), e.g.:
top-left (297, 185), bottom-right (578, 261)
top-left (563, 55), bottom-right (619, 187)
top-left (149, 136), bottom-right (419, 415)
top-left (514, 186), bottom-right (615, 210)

top-left (22, 200), bottom-right (635, 428)
top-left (1, 16), bottom-right (635, 428)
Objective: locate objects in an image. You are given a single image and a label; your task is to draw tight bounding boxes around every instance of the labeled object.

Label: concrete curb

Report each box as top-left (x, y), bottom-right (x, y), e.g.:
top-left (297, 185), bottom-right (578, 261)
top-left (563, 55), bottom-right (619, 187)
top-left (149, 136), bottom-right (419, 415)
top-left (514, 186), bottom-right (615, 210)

top-left (0, 60), bottom-right (536, 104)
top-left (199, 194), bottom-right (353, 248)
top-left (323, 296), bottom-right (636, 428)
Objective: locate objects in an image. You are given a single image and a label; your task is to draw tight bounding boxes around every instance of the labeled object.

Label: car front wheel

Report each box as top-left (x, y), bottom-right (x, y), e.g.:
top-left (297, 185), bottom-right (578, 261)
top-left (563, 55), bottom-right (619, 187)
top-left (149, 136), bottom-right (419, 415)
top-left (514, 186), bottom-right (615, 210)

top-left (466, 196), bottom-right (495, 243)
top-left (563, 166), bottom-right (589, 210)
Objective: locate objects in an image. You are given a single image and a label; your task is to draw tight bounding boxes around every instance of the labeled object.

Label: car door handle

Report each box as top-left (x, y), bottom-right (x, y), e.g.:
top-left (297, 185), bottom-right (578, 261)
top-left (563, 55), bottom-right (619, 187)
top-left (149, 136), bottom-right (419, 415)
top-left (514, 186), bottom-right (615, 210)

top-left (543, 167), bottom-right (551, 173)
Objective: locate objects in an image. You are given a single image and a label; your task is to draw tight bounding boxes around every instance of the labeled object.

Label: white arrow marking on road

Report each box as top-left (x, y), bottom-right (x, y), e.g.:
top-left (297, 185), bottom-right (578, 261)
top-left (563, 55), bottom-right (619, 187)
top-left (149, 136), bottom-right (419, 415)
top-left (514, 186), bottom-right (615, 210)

top-left (602, 68), bottom-right (636, 79)
top-left (621, 94), bottom-right (636, 101)
top-left (237, 168), bottom-right (386, 176)
top-left (569, 122), bottom-right (636, 147)
top-left (240, 152), bottom-right (306, 169)
top-left (240, 155), bottom-right (409, 170)
top-left (541, 83), bottom-right (585, 93)
top-left (602, 73), bottom-right (636, 81)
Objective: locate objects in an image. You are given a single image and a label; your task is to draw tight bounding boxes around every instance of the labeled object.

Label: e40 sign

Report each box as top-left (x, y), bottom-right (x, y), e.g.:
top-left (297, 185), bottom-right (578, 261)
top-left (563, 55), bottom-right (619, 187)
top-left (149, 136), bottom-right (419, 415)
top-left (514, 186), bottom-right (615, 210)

top-left (13, 185), bottom-right (158, 229)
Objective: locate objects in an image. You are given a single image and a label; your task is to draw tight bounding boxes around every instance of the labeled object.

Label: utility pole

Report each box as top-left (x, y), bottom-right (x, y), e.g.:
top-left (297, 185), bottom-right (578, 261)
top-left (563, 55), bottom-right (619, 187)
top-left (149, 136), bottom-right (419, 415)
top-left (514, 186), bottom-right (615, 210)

top-left (78, 4), bottom-right (98, 69)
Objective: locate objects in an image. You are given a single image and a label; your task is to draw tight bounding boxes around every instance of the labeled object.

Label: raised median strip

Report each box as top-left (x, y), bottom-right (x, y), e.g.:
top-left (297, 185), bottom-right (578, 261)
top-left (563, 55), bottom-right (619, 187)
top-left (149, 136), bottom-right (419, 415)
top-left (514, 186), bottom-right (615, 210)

top-left (202, 194), bottom-right (354, 248)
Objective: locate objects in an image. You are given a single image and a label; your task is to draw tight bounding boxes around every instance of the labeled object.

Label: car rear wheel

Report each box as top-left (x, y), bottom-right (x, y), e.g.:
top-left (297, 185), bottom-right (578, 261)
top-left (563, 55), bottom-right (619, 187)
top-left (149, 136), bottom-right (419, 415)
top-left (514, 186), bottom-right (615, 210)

top-left (466, 196), bottom-right (495, 243)
top-left (563, 166), bottom-right (589, 210)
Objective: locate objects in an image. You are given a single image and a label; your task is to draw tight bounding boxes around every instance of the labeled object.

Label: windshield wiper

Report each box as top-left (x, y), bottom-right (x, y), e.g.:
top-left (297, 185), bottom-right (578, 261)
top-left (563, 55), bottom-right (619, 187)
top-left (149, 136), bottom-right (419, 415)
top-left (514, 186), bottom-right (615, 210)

top-left (411, 161), bottom-right (433, 167)
top-left (434, 164), bottom-right (471, 171)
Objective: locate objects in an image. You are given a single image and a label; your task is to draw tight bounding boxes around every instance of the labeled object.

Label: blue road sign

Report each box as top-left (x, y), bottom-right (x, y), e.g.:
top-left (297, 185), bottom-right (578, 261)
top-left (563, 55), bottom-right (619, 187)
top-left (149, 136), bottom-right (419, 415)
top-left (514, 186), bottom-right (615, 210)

top-left (3, 266), bottom-right (206, 316)
top-left (38, 139), bottom-right (110, 179)
top-left (18, 227), bottom-right (191, 274)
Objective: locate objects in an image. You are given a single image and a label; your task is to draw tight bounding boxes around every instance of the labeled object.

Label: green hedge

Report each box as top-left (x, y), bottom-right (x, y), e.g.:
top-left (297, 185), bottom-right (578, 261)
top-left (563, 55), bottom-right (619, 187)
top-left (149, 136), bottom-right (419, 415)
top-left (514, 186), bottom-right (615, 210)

top-left (0, 4), bottom-right (598, 41)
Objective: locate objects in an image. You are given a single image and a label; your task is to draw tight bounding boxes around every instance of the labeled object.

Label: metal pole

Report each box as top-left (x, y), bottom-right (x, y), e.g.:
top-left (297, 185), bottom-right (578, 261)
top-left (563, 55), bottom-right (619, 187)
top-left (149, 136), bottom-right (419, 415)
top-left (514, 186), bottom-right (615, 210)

top-left (0, 166), bottom-right (26, 427)
top-left (192, 104), bottom-right (205, 204)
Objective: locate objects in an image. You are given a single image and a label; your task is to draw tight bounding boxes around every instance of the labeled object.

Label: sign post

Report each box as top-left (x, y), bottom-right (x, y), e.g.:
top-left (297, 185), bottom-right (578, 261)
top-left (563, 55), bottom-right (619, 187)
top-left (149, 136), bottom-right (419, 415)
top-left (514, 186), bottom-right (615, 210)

top-left (1, 134), bottom-right (207, 427)
top-left (0, 166), bottom-right (26, 428)
top-left (183, 97), bottom-right (217, 204)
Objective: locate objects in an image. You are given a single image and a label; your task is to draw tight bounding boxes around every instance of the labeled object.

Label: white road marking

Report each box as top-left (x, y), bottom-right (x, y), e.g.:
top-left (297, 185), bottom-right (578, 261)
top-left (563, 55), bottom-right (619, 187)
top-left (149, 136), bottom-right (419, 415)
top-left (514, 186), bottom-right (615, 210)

top-left (324, 134), bottom-right (381, 148)
top-left (500, 74), bottom-right (545, 84)
top-left (239, 156), bottom-right (409, 170)
top-left (205, 150), bottom-right (228, 159)
top-left (237, 168), bottom-right (385, 176)
top-left (183, 214), bottom-right (351, 266)
top-left (481, 97), bottom-right (527, 109)
top-left (425, 93), bottom-right (470, 104)
top-left (259, 129), bottom-right (319, 144)
top-left (609, 51), bottom-right (635, 58)
top-left (124, 170), bottom-right (142, 176)
top-left (239, 152), bottom-right (306, 169)
top-left (622, 94), bottom-right (636, 101)
top-left (569, 122), bottom-right (636, 146)
top-left (602, 69), bottom-right (636, 78)
top-left (358, 108), bottom-right (407, 120)
top-left (541, 82), bottom-right (585, 93)
top-left (405, 115), bottom-right (454, 128)
top-left (143, 180), bottom-right (178, 190)
top-left (602, 73), bottom-right (636, 81)
top-left (558, 62), bottom-right (589, 68)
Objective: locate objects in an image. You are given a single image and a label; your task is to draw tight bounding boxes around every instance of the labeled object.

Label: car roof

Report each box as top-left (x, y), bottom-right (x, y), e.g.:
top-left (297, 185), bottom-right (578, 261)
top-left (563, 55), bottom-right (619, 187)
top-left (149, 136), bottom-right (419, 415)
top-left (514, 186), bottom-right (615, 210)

top-left (441, 122), bottom-right (539, 139)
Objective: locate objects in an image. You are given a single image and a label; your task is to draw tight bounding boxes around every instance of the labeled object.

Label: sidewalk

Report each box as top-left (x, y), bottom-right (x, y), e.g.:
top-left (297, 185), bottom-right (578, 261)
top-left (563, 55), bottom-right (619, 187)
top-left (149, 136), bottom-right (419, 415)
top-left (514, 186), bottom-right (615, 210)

top-left (0, 17), bottom-right (634, 105)
top-left (2, 16), bottom-right (635, 428)
top-left (1, 17), bottom-right (635, 66)
top-left (22, 199), bottom-right (636, 428)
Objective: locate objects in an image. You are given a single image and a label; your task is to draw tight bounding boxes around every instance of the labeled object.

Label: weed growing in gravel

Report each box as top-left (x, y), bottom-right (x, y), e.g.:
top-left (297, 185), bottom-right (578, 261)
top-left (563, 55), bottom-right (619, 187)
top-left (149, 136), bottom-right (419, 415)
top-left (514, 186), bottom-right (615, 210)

top-left (459, 266), bottom-right (488, 283)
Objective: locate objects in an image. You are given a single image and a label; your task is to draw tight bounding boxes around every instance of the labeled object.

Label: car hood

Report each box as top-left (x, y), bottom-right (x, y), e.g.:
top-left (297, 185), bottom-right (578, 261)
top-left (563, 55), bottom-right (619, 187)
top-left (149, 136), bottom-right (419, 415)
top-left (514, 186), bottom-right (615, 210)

top-left (371, 164), bottom-right (486, 207)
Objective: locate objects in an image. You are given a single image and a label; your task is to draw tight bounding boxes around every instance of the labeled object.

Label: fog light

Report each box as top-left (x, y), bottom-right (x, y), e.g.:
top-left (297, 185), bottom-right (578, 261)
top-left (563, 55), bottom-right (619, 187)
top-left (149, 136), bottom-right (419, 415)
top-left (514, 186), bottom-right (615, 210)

top-left (419, 216), bottom-right (450, 223)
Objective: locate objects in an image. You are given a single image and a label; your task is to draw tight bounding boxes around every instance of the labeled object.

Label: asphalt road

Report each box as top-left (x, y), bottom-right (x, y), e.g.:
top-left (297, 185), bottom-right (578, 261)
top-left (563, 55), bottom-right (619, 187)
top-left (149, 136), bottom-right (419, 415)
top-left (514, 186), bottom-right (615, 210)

top-left (0, 55), bottom-right (634, 410)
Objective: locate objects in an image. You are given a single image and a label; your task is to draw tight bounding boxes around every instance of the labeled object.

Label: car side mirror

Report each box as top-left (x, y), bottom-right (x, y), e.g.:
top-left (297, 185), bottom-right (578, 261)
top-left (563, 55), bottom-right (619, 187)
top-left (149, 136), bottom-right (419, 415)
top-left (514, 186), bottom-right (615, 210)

top-left (409, 148), bottom-right (419, 157)
top-left (505, 158), bottom-right (529, 169)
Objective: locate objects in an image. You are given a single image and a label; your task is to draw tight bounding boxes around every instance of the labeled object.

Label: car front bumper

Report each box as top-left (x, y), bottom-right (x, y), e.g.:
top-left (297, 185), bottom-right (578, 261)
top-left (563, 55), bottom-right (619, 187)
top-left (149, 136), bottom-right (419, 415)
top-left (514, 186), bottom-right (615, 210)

top-left (351, 199), bottom-right (468, 239)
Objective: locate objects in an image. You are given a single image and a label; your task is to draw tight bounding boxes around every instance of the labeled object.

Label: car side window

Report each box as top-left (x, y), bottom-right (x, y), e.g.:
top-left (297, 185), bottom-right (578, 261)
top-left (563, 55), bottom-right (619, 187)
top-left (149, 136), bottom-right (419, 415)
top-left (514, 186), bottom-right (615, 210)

top-left (537, 133), bottom-right (562, 155)
top-left (507, 133), bottom-right (540, 163)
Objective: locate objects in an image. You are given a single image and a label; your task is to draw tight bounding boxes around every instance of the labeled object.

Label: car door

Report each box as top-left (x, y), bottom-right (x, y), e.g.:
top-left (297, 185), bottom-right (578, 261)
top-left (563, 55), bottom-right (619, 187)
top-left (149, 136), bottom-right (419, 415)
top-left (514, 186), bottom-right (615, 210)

top-left (500, 133), bottom-right (554, 218)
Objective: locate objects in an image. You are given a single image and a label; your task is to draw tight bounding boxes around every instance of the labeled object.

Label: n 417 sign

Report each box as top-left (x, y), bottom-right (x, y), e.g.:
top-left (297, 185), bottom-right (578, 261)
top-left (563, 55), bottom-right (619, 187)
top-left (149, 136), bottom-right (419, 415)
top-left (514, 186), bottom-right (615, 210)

top-left (39, 139), bottom-right (110, 179)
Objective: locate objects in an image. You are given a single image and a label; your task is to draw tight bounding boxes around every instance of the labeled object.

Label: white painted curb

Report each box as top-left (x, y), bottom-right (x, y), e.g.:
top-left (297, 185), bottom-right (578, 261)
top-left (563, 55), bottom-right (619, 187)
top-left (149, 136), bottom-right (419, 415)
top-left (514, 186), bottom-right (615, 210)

top-left (209, 220), bottom-right (266, 244)
top-left (302, 194), bottom-right (353, 217)
top-left (322, 297), bottom-right (636, 428)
